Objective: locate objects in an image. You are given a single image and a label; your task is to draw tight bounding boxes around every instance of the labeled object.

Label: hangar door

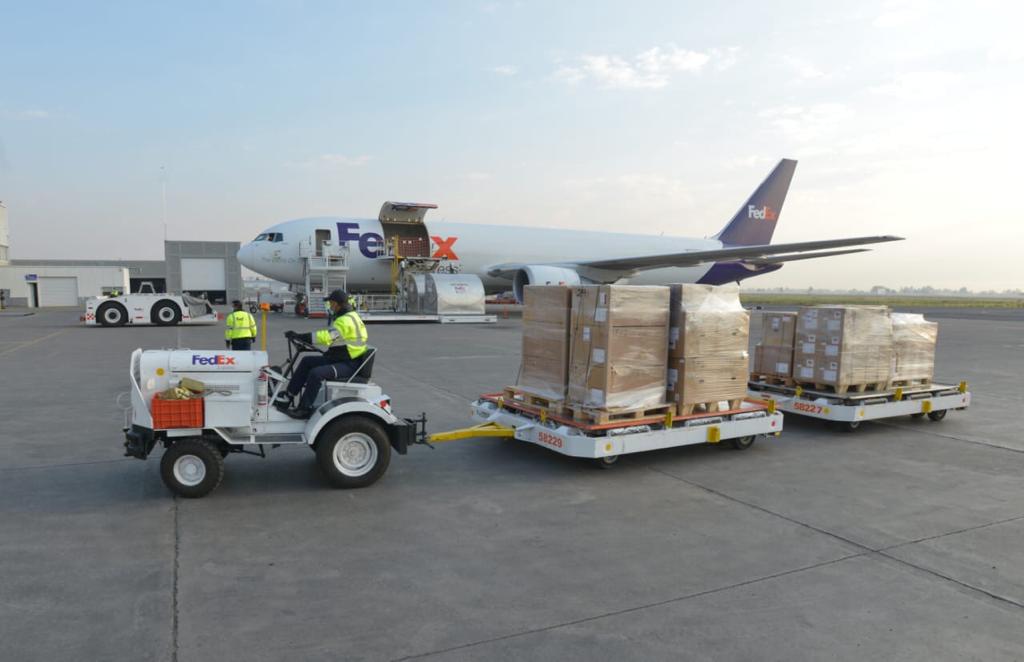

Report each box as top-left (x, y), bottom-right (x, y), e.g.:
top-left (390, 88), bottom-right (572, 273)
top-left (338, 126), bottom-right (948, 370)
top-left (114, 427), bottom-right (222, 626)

top-left (39, 277), bottom-right (79, 306)
top-left (181, 258), bottom-right (226, 304)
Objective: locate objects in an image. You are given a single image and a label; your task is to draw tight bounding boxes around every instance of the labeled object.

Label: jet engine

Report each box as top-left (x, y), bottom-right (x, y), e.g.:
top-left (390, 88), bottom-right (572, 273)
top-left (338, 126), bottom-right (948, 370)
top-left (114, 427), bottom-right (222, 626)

top-left (512, 266), bottom-right (583, 302)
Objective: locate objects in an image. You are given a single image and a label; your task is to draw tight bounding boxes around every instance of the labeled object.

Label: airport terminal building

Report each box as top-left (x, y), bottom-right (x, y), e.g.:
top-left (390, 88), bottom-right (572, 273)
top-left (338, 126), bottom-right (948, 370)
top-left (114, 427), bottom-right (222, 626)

top-left (0, 204), bottom-right (243, 307)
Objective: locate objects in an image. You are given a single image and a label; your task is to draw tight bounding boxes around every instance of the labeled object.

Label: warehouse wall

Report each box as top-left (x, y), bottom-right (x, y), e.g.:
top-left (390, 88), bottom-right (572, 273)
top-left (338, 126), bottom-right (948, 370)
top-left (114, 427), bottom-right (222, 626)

top-left (0, 266), bottom-right (129, 306)
top-left (165, 241), bottom-right (242, 305)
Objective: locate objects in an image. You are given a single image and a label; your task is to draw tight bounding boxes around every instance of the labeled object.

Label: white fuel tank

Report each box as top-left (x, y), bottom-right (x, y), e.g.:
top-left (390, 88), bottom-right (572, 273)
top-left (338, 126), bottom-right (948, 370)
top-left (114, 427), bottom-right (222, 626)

top-left (138, 350), bottom-right (268, 428)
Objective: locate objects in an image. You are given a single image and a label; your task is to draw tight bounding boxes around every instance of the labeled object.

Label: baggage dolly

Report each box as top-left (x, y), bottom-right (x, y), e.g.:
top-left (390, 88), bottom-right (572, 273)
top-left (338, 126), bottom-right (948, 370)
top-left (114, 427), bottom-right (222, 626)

top-left (746, 380), bottom-right (971, 432)
top-left (428, 394), bottom-right (784, 467)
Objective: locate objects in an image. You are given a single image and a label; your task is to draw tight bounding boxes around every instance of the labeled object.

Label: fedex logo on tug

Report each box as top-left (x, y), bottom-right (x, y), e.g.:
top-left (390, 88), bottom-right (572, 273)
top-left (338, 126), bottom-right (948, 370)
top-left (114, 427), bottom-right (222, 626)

top-left (192, 354), bottom-right (236, 366)
top-left (747, 205), bottom-right (778, 221)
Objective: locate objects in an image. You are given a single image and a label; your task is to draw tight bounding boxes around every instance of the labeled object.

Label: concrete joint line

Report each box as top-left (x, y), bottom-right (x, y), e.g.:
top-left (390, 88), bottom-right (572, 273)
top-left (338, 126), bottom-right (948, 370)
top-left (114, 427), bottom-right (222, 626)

top-left (653, 468), bottom-right (1024, 613)
top-left (391, 552), bottom-right (867, 661)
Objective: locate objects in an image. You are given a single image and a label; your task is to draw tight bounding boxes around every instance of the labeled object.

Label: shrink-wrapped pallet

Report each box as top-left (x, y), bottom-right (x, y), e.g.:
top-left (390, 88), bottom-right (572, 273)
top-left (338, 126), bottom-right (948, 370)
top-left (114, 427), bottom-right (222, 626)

top-left (794, 305), bottom-right (893, 391)
top-left (517, 286), bottom-right (572, 401)
top-left (751, 312), bottom-right (797, 379)
top-left (568, 285), bottom-right (669, 410)
top-left (891, 313), bottom-right (937, 384)
top-left (666, 284), bottom-right (749, 414)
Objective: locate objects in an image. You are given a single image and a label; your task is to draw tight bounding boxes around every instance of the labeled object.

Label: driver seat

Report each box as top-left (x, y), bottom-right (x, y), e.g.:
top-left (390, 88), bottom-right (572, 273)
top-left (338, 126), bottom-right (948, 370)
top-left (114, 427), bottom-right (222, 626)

top-left (345, 347), bottom-right (375, 384)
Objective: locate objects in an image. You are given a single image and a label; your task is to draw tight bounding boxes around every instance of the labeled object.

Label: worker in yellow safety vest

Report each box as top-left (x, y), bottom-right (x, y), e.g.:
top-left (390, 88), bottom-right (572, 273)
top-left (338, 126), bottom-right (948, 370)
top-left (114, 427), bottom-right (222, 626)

top-left (225, 300), bottom-right (258, 350)
top-left (278, 289), bottom-right (369, 418)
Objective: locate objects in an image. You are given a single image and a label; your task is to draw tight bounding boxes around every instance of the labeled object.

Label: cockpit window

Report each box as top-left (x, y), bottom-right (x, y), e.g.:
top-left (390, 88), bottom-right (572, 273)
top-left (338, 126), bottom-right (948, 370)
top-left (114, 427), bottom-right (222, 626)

top-left (270, 233), bottom-right (284, 242)
top-left (254, 233), bottom-right (268, 241)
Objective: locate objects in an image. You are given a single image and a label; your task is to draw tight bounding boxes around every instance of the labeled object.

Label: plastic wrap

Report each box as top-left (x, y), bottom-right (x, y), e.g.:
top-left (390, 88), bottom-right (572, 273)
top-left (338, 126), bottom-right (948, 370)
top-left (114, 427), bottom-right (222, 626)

top-left (891, 313), bottom-right (937, 383)
top-left (794, 306), bottom-right (893, 387)
top-left (666, 284), bottom-right (750, 409)
top-left (759, 311), bottom-right (797, 348)
top-left (519, 322), bottom-right (572, 400)
top-left (572, 285), bottom-right (670, 328)
top-left (523, 285), bottom-right (572, 323)
top-left (667, 353), bottom-right (749, 409)
top-left (517, 286), bottom-right (572, 400)
top-left (751, 311), bottom-right (797, 378)
top-left (568, 285), bottom-right (669, 410)
top-left (752, 345), bottom-right (793, 378)
top-left (182, 294), bottom-right (213, 319)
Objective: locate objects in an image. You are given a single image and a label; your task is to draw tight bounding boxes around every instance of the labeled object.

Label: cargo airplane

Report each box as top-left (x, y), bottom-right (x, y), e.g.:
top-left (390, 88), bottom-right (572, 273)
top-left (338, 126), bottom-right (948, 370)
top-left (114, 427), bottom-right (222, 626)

top-left (237, 159), bottom-right (902, 301)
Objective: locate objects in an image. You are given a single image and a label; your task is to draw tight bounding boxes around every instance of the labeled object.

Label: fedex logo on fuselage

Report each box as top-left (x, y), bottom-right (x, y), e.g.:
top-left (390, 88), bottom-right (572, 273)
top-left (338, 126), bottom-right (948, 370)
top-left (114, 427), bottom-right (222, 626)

top-left (336, 222), bottom-right (459, 260)
top-left (192, 354), bottom-right (236, 366)
top-left (747, 205), bottom-right (778, 221)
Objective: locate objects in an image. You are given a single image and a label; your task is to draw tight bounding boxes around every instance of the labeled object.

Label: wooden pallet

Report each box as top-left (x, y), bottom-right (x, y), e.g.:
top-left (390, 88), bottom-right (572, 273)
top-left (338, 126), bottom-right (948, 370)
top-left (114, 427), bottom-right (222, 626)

top-left (794, 381), bottom-right (890, 395)
top-left (890, 377), bottom-right (932, 389)
top-left (676, 398), bottom-right (746, 417)
top-left (749, 372), bottom-right (795, 387)
top-left (502, 387), bottom-right (570, 414)
top-left (571, 402), bottom-right (673, 425)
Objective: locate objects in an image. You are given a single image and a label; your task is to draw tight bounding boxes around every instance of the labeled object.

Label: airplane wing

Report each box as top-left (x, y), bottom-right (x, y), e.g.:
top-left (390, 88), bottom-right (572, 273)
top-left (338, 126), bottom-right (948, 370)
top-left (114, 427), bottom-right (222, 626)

top-left (486, 235), bottom-right (902, 279)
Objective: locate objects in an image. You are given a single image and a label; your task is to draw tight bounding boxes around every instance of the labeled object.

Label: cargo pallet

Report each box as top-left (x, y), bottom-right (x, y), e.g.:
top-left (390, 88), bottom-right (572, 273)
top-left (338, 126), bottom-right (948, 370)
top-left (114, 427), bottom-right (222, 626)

top-left (426, 392), bottom-right (784, 467)
top-left (747, 379), bottom-right (971, 432)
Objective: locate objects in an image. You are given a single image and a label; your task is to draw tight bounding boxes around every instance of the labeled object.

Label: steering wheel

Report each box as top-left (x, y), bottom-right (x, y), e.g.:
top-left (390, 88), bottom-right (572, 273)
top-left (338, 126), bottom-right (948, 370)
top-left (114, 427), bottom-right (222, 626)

top-left (287, 332), bottom-right (321, 354)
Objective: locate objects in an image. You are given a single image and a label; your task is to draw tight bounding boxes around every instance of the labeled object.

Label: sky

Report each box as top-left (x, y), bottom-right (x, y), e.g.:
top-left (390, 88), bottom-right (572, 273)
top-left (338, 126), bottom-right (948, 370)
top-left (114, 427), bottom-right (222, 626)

top-left (0, 0), bottom-right (1021, 290)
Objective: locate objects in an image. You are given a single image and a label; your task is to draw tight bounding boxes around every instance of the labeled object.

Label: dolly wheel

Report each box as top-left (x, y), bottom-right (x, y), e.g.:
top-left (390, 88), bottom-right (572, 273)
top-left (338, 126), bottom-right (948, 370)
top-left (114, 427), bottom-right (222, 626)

top-left (593, 455), bottom-right (619, 469)
top-left (927, 410), bottom-right (947, 422)
top-left (841, 421), bottom-right (861, 433)
top-left (730, 435), bottom-right (756, 450)
top-left (160, 439), bottom-right (225, 498)
top-left (316, 416), bottom-right (391, 488)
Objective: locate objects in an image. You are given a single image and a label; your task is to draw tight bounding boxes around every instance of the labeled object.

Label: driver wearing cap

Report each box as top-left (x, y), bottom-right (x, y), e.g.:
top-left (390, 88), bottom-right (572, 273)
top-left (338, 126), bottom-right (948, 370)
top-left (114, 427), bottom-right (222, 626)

top-left (278, 289), bottom-right (368, 418)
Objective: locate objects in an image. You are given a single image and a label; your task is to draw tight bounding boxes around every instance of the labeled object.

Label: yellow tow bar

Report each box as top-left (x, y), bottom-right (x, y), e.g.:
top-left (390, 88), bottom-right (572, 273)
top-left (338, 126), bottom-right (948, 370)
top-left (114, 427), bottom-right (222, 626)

top-left (428, 422), bottom-right (516, 444)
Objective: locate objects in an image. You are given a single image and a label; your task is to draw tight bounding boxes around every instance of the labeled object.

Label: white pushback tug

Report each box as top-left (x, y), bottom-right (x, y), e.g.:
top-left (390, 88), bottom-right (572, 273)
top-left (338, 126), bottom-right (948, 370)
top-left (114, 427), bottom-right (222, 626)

top-left (123, 334), bottom-right (427, 497)
top-left (86, 292), bottom-right (218, 327)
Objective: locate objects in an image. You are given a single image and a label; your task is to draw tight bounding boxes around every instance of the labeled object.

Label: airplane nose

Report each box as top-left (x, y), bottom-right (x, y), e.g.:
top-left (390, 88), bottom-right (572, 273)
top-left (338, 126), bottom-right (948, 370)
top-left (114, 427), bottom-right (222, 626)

top-left (237, 243), bottom-right (254, 267)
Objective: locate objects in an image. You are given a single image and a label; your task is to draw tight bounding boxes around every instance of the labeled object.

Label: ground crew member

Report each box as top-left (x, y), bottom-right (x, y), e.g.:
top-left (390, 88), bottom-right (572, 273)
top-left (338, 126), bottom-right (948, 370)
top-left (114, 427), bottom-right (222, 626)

top-left (279, 289), bottom-right (368, 418)
top-left (225, 300), bottom-right (257, 350)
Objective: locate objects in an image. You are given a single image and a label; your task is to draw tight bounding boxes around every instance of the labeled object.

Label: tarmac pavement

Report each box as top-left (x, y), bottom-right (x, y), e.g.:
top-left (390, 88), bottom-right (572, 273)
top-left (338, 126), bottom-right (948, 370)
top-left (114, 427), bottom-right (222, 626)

top-left (1, 308), bottom-right (1022, 661)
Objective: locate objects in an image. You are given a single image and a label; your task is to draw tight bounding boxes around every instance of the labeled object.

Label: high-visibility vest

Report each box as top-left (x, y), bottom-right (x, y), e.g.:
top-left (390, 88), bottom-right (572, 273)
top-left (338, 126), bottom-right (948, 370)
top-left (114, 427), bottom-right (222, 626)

top-left (314, 311), bottom-right (368, 359)
top-left (225, 310), bottom-right (257, 340)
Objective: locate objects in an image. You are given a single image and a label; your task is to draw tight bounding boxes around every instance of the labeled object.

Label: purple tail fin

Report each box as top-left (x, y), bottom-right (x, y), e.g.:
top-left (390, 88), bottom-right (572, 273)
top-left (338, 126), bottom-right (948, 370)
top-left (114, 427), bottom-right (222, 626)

top-left (714, 159), bottom-right (797, 246)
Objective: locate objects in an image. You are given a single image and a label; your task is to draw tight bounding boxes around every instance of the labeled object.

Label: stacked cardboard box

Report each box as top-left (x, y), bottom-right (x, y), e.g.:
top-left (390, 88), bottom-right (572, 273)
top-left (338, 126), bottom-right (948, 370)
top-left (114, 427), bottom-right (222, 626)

top-left (666, 284), bottom-right (750, 414)
top-left (568, 285), bottom-right (669, 410)
top-left (891, 313), bottom-right (938, 384)
top-left (793, 305), bottom-right (893, 390)
top-left (517, 286), bottom-right (573, 401)
top-left (751, 312), bottom-right (797, 380)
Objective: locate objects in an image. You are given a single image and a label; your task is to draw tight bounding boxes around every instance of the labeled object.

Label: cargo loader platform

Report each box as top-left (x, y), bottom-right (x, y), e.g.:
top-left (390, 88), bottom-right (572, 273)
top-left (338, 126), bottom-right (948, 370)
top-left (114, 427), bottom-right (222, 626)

top-left (747, 379), bottom-right (971, 432)
top-left (429, 393), bottom-right (783, 467)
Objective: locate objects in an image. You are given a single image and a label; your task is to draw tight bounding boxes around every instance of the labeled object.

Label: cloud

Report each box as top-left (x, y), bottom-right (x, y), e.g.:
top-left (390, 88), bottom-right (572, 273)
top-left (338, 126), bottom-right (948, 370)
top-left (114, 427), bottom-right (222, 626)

top-left (783, 55), bottom-right (826, 80)
top-left (287, 153), bottom-right (371, 169)
top-left (490, 65), bottom-right (518, 76)
top-left (758, 103), bottom-right (855, 142)
top-left (1, 108), bottom-right (55, 120)
top-left (988, 42), bottom-right (1024, 63)
top-left (873, 0), bottom-right (929, 28)
top-left (459, 172), bottom-right (492, 181)
top-left (871, 71), bottom-right (961, 99)
top-left (554, 45), bottom-right (734, 89)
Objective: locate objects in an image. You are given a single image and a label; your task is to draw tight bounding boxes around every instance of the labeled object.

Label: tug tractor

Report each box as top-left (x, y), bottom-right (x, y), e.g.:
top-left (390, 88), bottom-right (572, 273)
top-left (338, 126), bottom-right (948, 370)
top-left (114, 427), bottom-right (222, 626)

top-left (122, 334), bottom-right (427, 497)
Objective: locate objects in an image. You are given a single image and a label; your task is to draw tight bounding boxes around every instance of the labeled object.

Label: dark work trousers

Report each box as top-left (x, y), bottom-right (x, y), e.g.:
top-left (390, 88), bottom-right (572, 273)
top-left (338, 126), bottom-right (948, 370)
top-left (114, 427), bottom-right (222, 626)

top-left (229, 338), bottom-right (253, 350)
top-left (288, 354), bottom-right (359, 409)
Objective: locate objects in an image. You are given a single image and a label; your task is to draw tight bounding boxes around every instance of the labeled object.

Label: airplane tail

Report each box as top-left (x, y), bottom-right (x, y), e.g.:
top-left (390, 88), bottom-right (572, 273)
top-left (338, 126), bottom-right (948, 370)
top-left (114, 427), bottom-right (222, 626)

top-left (714, 158), bottom-right (797, 246)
